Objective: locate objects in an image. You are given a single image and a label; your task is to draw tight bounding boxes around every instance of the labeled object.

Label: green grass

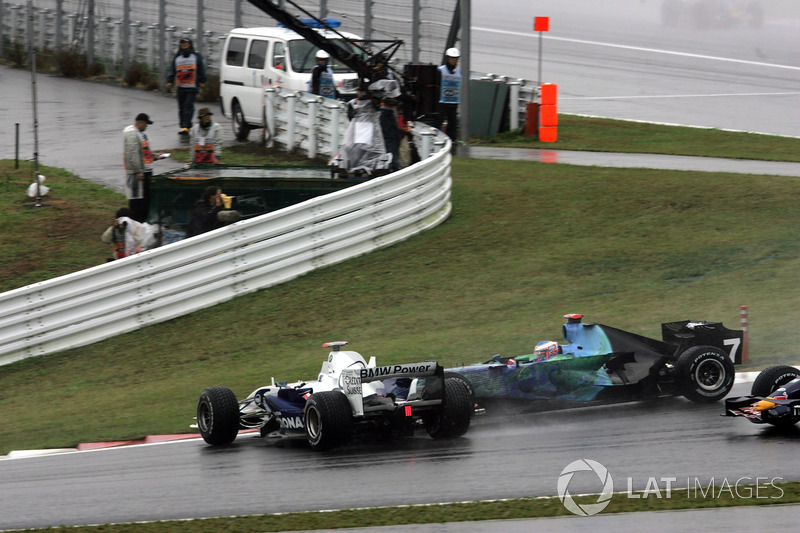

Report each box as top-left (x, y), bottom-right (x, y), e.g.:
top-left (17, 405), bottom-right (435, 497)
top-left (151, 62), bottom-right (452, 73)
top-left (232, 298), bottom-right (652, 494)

top-left (477, 114), bottom-right (800, 162)
top-left (3, 118), bottom-right (800, 530)
top-left (4, 158), bottom-right (800, 452)
top-left (0, 161), bottom-right (127, 290)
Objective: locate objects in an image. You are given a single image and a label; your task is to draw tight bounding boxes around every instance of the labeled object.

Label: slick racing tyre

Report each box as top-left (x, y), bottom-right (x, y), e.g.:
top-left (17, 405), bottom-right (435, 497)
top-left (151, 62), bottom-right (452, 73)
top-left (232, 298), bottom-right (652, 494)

top-left (751, 365), bottom-right (800, 397)
top-left (676, 346), bottom-right (735, 403)
top-left (304, 391), bottom-right (353, 451)
top-left (424, 377), bottom-right (472, 439)
top-left (197, 386), bottom-right (240, 445)
top-left (231, 100), bottom-right (251, 141)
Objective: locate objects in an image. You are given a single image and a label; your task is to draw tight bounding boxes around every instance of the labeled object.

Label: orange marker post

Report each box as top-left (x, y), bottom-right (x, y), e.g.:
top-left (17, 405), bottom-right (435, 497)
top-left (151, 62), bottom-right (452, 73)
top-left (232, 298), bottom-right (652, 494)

top-left (539, 83), bottom-right (558, 142)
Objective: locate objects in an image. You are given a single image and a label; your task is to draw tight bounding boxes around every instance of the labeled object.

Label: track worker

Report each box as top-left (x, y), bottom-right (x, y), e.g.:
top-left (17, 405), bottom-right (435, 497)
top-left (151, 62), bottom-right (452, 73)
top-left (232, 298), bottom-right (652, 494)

top-left (122, 113), bottom-right (155, 222)
top-left (186, 186), bottom-right (223, 238)
top-left (165, 37), bottom-right (207, 135)
top-left (190, 108), bottom-right (223, 164)
top-left (310, 50), bottom-right (337, 99)
top-left (435, 47), bottom-right (461, 144)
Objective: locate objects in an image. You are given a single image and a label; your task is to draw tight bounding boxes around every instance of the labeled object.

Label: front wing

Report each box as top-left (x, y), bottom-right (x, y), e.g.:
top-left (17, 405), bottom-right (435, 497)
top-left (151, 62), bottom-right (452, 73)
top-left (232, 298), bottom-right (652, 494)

top-left (724, 396), bottom-right (800, 424)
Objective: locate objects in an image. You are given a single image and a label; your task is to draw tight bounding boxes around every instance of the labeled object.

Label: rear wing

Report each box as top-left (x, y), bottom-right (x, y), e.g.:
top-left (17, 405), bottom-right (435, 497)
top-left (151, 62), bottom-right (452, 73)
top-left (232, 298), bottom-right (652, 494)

top-left (341, 362), bottom-right (444, 416)
top-left (661, 320), bottom-right (744, 364)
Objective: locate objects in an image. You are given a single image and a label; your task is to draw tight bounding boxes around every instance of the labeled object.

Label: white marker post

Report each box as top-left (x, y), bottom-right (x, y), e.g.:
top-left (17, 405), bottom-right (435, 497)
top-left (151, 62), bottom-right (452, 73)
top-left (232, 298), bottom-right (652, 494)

top-left (534, 16), bottom-right (550, 86)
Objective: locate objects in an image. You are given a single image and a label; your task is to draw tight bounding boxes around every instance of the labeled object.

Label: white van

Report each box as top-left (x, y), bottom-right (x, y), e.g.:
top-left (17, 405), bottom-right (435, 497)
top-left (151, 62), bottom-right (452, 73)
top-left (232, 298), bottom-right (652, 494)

top-left (220, 25), bottom-right (362, 140)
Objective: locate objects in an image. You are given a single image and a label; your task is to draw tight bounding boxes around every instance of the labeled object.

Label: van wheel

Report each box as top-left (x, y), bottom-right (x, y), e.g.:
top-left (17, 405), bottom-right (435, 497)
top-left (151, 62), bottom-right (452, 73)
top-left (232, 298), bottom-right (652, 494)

top-left (232, 101), bottom-right (250, 141)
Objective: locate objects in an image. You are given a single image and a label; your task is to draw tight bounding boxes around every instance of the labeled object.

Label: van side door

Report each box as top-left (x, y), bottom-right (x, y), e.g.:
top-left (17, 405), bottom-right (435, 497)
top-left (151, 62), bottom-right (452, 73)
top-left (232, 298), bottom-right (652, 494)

top-left (239, 38), bottom-right (270, 125)
top-left (220, 36), bottom-right (248, 118)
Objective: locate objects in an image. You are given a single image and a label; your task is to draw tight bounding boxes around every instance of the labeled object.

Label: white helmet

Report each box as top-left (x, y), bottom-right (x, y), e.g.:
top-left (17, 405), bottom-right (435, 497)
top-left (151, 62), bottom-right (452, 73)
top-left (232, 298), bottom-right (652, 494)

top-left (445, 47), bottom-right (460, 58)
top-left (316, 50), bottom-right (330, 60)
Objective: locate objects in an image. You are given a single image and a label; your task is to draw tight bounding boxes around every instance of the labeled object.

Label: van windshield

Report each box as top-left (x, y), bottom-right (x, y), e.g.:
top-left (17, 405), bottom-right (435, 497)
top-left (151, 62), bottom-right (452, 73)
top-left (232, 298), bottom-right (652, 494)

top-left (287, 39), bottom-right (359, 74)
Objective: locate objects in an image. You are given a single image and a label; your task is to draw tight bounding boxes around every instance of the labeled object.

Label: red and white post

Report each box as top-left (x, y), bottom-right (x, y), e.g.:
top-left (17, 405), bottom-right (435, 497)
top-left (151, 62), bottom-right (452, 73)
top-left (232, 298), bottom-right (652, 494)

top-left (740, 305), bottom-right (749, 364)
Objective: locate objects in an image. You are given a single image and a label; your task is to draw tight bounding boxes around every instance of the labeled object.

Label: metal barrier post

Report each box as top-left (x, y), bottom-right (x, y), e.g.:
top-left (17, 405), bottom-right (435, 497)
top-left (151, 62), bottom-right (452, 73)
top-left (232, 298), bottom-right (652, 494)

top-left (419, 130), bottom-right (435, 159)
top-left (326, 102), bottom-right (341, 156)
top-left (306, 96), bottom-right (319, 159)
top-left (508, 80), bottom-right (521, 131)
top-left (265, 87), bottom-right (276, 147)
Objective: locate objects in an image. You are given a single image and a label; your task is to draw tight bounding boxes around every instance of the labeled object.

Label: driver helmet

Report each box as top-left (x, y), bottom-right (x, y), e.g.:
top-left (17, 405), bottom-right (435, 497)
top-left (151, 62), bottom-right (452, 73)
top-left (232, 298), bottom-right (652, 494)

top-left (533, 340), bottom-right (558, 361)
top-left (445, 47), bottom-right (460, 58)
top-left (316, 50), bottom-right (330, 60)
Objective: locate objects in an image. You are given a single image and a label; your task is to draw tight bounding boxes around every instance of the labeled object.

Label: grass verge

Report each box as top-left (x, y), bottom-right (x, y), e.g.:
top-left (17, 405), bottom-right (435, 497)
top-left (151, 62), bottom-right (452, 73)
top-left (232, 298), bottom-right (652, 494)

top-left (3, 157), bottom-right (800, 452)
top-left (476, 114), bottom-right (800, 162)
top-left (11, 481), bottom-right (800, 532)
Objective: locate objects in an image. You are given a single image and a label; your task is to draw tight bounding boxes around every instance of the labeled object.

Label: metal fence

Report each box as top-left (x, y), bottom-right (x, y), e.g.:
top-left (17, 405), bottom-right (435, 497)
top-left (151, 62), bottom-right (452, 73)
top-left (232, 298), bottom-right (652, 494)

top-left (0, 98), bottom-right (453, 367)
top-left (0, 0), bottom-right (458, 82)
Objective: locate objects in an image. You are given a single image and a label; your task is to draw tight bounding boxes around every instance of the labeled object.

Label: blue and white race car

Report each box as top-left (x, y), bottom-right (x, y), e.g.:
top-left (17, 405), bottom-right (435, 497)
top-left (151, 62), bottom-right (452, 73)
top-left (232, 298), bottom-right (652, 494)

top-left (195, 342), bottom-right (472, 450)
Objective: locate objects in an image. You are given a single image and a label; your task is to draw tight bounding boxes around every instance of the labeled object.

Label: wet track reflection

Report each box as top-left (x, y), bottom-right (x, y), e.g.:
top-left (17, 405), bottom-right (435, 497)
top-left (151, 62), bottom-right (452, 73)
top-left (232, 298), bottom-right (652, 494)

top-left (3, 382), bottom-right (799, 529)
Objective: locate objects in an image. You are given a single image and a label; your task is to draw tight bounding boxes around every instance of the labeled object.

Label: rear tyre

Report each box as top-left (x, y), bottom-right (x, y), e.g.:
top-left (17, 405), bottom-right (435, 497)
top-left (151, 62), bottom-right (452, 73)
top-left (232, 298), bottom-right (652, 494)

top-left (424, 378), bottom-right (472, 439)
top-left (197, 387), bottom-right (240, 445)
top-left (676, 346), bottom-right (735, 403)
top-left (304, 391), bottom-right (353, 451)
top-left (231, 100), bottom-right (251, 141)
top-left (751, 365), bottom-right (800, 397)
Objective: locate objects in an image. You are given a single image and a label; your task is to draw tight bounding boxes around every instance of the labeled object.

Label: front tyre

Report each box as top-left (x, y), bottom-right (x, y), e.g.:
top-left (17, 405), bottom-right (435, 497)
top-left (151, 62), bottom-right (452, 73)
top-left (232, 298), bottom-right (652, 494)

top-left (751, 365), bottom-right (800, 397)
top-left (231, 100), bottom-right (251, 141)
top-left (197, 387), bottom-right (240, 445)
top-left (677, 346), bottom-right (734, 403)
top-left (424, 378), bottom-right (472, 439)
top-left (304, 391), bottom-right (353, 451)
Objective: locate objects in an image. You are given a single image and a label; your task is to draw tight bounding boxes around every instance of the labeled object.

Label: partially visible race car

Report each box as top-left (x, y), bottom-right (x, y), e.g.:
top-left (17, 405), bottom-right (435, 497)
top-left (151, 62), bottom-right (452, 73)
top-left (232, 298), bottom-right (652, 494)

top-left (446, 314), bottom-right (743, 406)
top-left (195, 341), bottom-right (472, 450)
top-left (661, 0), bottom-right (764, 28)
top-left (724, 365), bottom-right (800, 427)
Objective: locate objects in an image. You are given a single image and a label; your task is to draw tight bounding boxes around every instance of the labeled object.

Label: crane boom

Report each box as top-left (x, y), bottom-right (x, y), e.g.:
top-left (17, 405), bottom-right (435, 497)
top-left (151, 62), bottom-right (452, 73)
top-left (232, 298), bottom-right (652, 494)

top-left (247, 0), bottom-right (379, 82)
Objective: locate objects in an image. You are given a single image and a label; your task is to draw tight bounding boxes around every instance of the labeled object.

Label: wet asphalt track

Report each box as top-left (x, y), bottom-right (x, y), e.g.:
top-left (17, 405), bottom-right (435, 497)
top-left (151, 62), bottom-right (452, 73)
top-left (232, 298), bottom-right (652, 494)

top-left (2, 381), bottom-right (800, 529)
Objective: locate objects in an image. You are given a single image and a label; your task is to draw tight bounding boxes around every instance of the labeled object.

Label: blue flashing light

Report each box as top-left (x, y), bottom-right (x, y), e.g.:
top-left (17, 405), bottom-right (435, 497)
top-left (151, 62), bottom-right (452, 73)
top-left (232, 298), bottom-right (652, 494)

top-left (278, 17), bottom-right (341, 29)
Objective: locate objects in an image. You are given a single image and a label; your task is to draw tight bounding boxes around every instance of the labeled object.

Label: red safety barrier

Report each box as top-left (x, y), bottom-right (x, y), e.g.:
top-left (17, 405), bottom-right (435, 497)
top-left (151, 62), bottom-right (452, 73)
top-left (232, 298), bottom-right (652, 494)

top-left (525, 102), bottom-right (539, 136)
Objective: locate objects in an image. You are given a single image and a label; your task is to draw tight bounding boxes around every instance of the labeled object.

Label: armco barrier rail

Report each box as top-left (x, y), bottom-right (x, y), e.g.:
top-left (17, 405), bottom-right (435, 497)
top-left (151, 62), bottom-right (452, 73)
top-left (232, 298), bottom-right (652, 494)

top-left (0, 98), bottom-right (452, 367)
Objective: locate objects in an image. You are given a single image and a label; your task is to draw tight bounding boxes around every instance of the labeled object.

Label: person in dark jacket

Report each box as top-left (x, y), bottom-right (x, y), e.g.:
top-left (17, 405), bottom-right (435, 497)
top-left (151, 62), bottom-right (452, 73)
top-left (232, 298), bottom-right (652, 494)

top-left (379, 98), bottom-right (402, 172)
top-left (165, 37), bottom-right (207, 135)
top-left (186, 186), bottom-right (222, 237)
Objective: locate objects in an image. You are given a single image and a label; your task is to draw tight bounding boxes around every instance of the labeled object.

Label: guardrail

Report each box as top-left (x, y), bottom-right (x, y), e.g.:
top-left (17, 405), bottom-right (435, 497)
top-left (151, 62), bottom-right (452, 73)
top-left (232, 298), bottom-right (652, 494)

top-left (0, 98), bottom-right (452, 367)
